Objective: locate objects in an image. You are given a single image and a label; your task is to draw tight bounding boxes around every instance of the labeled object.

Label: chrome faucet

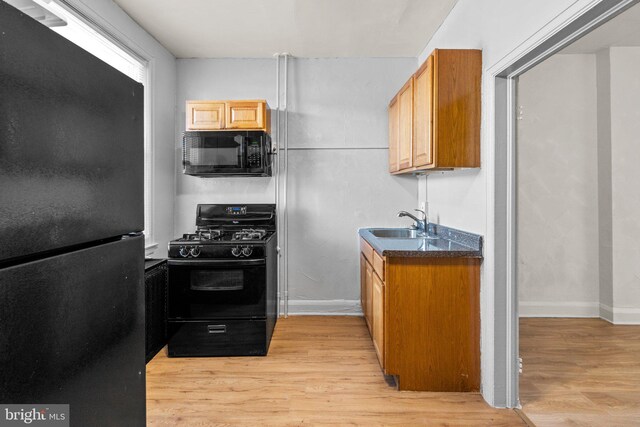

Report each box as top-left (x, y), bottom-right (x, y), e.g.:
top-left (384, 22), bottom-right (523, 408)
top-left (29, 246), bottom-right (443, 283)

top-left (397, 209), bottom-right (428, 233)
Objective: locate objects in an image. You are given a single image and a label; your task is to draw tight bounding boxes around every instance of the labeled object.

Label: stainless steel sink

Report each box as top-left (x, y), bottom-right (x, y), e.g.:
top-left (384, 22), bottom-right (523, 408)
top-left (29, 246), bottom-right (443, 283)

top-left (371, 228), bottom-right (421, 238)
top-left (370, 228), bottom-right (438, 239)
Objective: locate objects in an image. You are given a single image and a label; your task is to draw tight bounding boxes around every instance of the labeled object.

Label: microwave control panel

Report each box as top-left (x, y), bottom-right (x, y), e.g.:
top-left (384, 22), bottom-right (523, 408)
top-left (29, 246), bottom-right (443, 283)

top-left (247, 144), bottom-right (262, 168)
top-left (226, 206), bottom-right (247, 216)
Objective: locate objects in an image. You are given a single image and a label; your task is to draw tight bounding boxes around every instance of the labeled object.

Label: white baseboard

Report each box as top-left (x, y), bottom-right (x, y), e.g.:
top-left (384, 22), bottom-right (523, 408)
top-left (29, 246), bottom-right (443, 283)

top-left (286, 299), bottom-right (362, 316)
top-left (599, 303), bottom-right (614, 323)
top-left (519, 301), bottom-right (599, 318)
top-left (519, 301), bottom-right (640, 324)
top-left (599, 304), bottom-right (640, 325)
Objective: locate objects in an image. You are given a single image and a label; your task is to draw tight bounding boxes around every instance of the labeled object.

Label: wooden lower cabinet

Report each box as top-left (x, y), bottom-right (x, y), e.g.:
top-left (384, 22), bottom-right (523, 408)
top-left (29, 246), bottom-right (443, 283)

top-left (359, 238), bottom-right (480, 392)
top-left (364, 260), bottom-right (373, 330)
top-left (360, 253), bottom-right (367, 327)
top-left (372, 272), bottom-right (384, 368)
top-left (360, 251), bottom-right (383, 368)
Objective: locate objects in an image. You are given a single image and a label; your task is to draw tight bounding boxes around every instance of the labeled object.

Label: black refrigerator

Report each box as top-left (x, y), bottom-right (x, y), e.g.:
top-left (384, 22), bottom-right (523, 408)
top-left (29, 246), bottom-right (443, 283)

top-left (0, 3), bottom-right (146, 426)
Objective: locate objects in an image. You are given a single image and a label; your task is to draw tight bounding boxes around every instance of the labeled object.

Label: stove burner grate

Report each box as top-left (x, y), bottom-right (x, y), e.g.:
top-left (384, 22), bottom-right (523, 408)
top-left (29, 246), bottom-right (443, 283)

top-left (182, 229), bottom-right (224, 241)
top-left (232, 229), bottom-right (267, 241)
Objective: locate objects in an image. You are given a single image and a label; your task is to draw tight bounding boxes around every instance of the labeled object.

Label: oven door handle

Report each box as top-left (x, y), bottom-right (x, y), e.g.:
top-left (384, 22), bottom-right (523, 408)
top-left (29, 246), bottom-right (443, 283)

top-left (167, 258), bottom-right (265, 267)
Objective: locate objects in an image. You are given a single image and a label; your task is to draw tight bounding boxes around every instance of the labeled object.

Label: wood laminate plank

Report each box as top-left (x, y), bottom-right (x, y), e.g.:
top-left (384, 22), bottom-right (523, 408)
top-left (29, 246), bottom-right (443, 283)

top-left (147, 316), bottom-right (522, 426)
top-left (520, 318), bottom-right (640, 426)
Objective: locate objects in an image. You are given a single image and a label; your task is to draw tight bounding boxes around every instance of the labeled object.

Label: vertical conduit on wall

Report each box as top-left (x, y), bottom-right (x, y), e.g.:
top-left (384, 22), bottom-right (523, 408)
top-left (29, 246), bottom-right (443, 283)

top-left (273, 53), bottom-right (281, 316)
top-left (283, 53), bottom-right (290, 318)
top-left (273, 53), bottom-right (290, 318)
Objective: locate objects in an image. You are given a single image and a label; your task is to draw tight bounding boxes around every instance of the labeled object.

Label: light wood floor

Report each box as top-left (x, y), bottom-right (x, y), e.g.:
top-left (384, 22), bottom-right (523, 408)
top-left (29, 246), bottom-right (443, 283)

top-left (520, 318), bottom-right (640, 426)
top-left (147, 316), bottom-right (524, 426)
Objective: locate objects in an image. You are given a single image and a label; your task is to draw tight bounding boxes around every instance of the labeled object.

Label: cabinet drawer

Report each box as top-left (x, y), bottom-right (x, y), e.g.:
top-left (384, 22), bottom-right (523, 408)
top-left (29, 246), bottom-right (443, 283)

top-left (360, 238), bottom-right (374, 263)
top-left (168, 320), bottom-right (266, 357)
top-left (373, 251), bottom-right (385, 281)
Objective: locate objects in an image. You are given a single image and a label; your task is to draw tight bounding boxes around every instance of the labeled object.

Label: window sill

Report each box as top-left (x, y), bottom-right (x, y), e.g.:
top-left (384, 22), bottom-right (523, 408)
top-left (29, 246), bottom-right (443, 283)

top-left (145, 242), bottom-right (158, 257)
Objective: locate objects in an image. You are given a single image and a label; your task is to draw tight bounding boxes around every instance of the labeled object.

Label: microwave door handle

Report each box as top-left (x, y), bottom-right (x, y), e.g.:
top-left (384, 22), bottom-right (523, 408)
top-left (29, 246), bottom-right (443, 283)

top-left (238, 135), bottom-right (246, 169)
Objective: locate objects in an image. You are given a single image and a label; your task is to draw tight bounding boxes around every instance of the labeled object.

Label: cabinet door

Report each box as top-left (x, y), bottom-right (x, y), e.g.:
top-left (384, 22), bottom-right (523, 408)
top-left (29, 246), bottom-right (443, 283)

top-left (365, 260), bottom-right (374, 333)
top-left (413, 55), bottom-right (434, 167)
top-left (186, 101), bottom-right (225, 130)
top-left (398, 78), bottom-right (414, 170)
top-left (372, 272), bottom-right (385, 369)
top-left (225, 101), bottom-right (265, 130)
top-left (360, 253), bottom-right (367, 323)
top-left (388, 97), bottom-right (400, 173)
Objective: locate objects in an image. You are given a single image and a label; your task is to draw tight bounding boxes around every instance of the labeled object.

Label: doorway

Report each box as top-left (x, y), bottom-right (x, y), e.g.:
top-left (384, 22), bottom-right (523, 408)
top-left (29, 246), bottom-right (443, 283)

top-left (492, 0), bottom-right (640, 412)
top-left (516, 6), bottom-right (640, 421)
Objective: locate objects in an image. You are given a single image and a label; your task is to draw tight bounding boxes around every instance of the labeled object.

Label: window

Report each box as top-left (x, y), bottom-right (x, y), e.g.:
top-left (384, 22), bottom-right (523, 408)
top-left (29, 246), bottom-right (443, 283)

top-left (5, 0), bottom-right (154, 248)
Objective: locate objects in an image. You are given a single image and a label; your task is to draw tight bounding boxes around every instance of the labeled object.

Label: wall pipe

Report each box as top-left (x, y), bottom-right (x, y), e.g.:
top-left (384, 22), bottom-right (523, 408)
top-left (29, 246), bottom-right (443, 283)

top-left (283, 53), bottom-right (290, 318)
top-left (273, 53), bottom-right (281, 316)
top-left (273, 53), bottom-right (290, 317)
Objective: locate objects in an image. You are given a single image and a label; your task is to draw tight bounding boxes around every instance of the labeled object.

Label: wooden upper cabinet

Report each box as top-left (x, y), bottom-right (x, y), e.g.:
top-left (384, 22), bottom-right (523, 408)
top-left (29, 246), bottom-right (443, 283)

top-left (186, 101), bottom-right (225, 130)
top-left (185, 100), bottom-right (270, 133)
top-left (433, 49), bottom-right (481, 168)
top-left (397, 78), bottom-right (414, 170)
top-left (413, 55), bottom-right (434, 168)
top-left (225, 100), bottom-right (269, 133)
top-left (388, 97), bottom-right (400, 173)
top-left (388, 49), bottom-right (481, 173)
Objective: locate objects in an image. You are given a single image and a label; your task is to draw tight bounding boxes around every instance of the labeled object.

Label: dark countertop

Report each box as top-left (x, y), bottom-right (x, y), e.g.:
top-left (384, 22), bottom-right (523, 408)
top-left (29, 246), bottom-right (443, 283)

top-left (359, 224), bottom-right (483, 258)
top-left (145, 258), bottom-right (166, 271)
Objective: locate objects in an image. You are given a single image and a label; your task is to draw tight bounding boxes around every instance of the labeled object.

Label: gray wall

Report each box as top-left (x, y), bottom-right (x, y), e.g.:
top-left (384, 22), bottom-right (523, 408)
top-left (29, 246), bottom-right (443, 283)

top-left (176, 57), bottom-right (418, 313)
top-left (605, 47), bottom-right (640, 323)
top-left (516, 48), bottom-right (640, 324)
top-left (516, 54), bottom-right (599, 316)
top-left (597, 49), bottom-right (614, 313)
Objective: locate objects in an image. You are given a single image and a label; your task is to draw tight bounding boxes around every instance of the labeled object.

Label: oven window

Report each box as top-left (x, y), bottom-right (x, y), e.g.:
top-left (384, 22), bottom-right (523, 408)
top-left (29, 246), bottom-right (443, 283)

top-left (190, 269), bottom-right (243, 291)
top-left (190, 135), bottom-right (243, 168)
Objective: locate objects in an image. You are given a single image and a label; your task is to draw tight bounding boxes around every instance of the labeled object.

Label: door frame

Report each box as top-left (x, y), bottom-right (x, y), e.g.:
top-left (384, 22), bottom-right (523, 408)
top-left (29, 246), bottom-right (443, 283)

top-left (490, 0), bottom-right (639, 407)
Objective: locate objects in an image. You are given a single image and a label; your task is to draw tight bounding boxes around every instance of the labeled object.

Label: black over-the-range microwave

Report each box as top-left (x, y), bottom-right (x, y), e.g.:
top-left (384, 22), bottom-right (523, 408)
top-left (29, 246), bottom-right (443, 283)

top-left (182, 131), bottom-right (272, 177)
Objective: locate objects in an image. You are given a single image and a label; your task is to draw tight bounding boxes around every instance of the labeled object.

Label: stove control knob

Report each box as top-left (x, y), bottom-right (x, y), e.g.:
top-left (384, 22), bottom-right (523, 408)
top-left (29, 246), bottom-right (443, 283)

top-left (179, 246), bottom-right (189, 257)
top-left (190, 246), bottom-right (201, 257)
top-left (242, 246), bottom-right (253, 257)
top-left (231, 246), bottom-right (241, 257)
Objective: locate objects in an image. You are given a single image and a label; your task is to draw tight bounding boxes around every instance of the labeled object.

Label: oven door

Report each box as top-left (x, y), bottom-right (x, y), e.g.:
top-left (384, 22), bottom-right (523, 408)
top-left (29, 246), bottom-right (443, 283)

top-left (168, 258), bottom-right (266, 320)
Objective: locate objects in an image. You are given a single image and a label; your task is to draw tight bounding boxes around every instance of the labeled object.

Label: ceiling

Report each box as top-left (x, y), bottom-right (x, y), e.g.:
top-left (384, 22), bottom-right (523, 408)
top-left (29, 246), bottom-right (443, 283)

top-left (113, 0), bottom-right (458, 58)
top-left (561, 3), bottom-right (640, 54)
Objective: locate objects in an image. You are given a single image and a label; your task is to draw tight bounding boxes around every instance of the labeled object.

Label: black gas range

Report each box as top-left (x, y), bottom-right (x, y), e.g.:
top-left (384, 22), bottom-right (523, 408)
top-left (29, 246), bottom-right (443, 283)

top-left (167, 204), bottom-right (277, 357)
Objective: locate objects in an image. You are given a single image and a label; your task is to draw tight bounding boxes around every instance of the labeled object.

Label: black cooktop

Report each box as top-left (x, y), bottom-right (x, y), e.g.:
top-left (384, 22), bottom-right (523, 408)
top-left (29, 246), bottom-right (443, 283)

top-left (173, 228), bottom-right (273, 244)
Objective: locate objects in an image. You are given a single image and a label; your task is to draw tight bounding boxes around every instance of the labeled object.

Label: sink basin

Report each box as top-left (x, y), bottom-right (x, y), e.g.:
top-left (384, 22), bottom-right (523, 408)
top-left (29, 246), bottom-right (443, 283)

top-left (370, 228), bottom-right (439, 239)
top-left (371, 229), bottom-right (421, 238)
